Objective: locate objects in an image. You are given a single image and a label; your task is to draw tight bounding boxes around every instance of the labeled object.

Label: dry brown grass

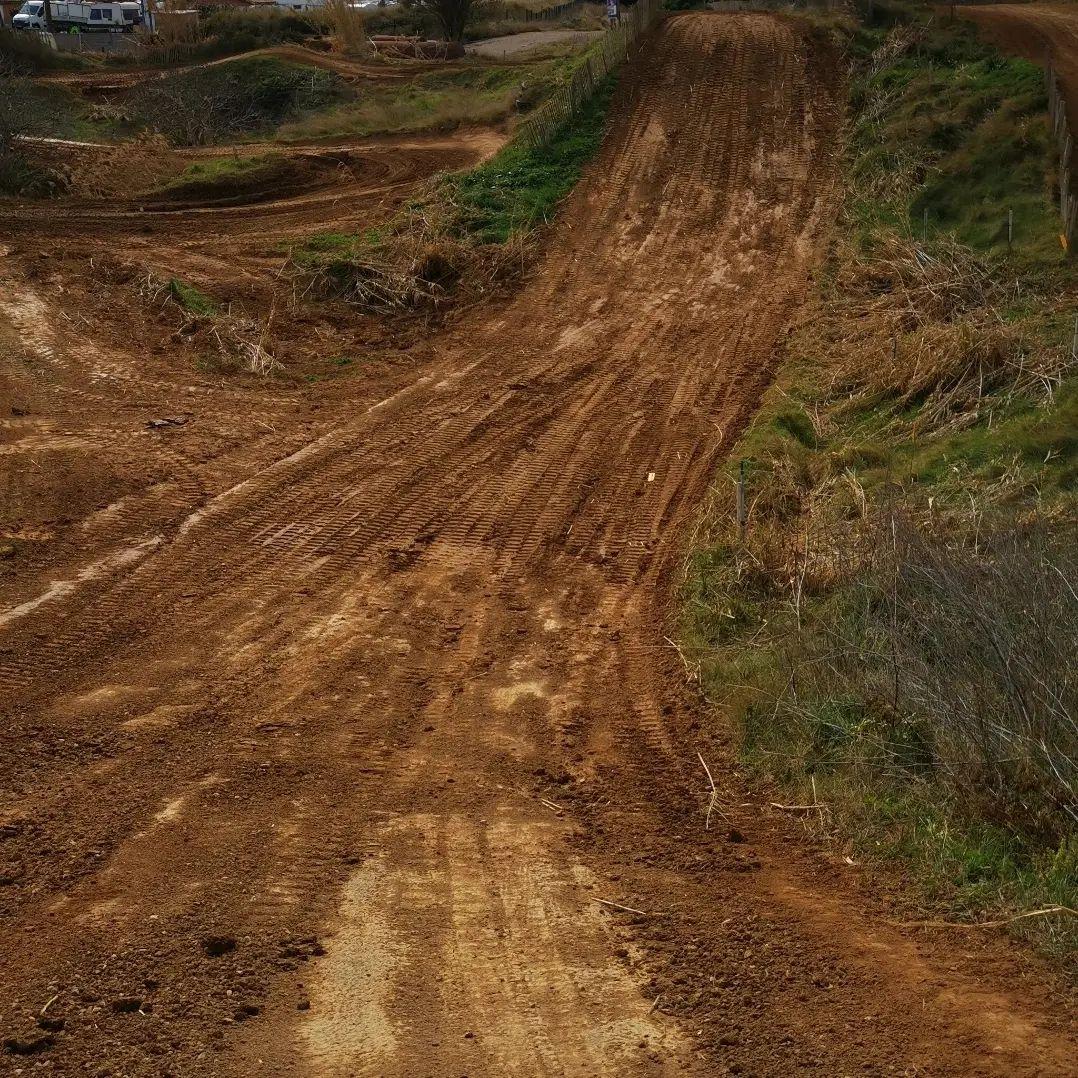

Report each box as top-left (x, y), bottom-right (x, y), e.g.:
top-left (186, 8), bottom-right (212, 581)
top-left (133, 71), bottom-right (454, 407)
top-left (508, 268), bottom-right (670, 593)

top-left (813, 235), bottom-right (1073, 437)
top-left (322, 0), bottom-right (369, 56)
top-left (139, 271), bottom-right (281, 375)
top-left (294, 192), bottom-right (536, 315)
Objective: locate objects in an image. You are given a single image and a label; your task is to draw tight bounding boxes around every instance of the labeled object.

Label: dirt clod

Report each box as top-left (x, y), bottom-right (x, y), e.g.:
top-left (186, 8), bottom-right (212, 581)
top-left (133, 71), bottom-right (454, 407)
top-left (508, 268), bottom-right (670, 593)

top-left (3, 1033), bottom-right (56, 1055)
top-left (201, 935), bottom-right (237, 958)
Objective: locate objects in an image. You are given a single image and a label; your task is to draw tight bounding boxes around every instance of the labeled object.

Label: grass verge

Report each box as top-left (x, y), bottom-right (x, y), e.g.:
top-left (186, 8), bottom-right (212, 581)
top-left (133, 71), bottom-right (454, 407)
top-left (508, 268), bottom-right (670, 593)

top-left (276, 59), bottom-right (580, 142)
top-left (682, 2), bottom-right (1077, 971)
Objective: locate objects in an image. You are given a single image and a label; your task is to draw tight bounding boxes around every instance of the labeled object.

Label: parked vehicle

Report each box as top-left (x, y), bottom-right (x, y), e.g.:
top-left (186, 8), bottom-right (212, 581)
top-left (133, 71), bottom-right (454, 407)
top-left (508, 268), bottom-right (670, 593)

top-left (12, 1), bottom-right (143, 31)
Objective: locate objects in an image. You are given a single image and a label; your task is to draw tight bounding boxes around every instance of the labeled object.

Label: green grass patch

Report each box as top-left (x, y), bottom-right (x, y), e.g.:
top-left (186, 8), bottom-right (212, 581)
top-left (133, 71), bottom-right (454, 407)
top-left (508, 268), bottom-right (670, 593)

top-left (849, 14), bottom-right (1062, 266)
top-left (167, 278), bottom-right (218, 316)
top-left (449, 72), bottom-right (616, 242)
top-left (163, 155), bottom-right (275, 189)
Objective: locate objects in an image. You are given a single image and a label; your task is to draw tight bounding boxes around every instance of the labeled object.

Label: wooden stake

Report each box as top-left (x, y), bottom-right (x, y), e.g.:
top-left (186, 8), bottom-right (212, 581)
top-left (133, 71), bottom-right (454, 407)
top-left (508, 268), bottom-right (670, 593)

top-left (736, 459), bottom-right (747, 537)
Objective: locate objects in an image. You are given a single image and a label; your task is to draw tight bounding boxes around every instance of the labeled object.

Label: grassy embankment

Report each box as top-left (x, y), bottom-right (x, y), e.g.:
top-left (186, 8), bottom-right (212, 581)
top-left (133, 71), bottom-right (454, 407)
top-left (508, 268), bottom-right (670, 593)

top-left (683, 3), bottom-right (1077, 969)
top-left (128, 56), bottom-right (346, 147)
top-left (291, 59), bottom-right (616, 310)
top-left (148, 52), bottom-right (591, 199)
top-left (276, 61), bottom-right (578, 142)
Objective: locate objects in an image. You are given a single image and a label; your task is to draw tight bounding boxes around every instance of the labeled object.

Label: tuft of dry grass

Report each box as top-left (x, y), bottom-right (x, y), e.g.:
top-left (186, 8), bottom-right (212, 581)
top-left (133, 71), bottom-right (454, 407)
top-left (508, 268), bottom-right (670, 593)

top-left (812, 234), bottom-right (1074, 438)
top-left (140, 272), bottom-right (281, 375)
top-left (323, 0), bottom-right (369, 56)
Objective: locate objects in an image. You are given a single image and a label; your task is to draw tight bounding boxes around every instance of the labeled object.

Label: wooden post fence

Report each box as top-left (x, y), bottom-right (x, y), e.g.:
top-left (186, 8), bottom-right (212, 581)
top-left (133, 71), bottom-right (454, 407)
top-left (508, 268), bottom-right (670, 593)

top-left (1047, 64), bottom-right (1078, 252)
top-left (513, 0), bottom-right (663, 151)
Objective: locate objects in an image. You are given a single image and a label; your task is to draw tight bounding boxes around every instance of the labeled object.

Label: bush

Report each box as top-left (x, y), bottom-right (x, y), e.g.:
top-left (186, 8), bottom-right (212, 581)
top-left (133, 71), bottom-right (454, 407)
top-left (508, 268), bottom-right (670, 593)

top-left (130, 57), bottom-right (347, 145)
top-left (0, 26), bottom-right (72, 74)
top-left (200, 8), bottom-right (329, 53)
top-left (878, 524), bottom-right (1077, 837)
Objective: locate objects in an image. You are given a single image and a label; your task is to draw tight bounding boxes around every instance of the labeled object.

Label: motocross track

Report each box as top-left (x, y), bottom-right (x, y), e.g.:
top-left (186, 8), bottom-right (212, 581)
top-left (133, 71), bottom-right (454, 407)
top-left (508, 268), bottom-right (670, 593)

top-left (963, 3), bottom-right (1078, 129)
top-left (1, 13), bottom-right (1075, 1077)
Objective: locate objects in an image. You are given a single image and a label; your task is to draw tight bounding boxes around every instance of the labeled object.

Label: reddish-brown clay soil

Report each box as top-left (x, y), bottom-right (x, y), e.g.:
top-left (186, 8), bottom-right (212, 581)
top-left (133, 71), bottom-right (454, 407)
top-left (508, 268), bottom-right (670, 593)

top-left (1, 14), bottom-right (1075, 1077)
top-left (963, 3), bottom-right (1078, 127)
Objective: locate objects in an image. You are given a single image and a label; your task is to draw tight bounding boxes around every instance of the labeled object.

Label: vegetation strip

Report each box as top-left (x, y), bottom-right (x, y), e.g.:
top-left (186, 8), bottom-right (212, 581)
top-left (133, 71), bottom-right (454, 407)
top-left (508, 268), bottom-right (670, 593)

top-left (683, 2), bottom-right (1077, 969)
top-left (294, 57), bottom-right (620, 310)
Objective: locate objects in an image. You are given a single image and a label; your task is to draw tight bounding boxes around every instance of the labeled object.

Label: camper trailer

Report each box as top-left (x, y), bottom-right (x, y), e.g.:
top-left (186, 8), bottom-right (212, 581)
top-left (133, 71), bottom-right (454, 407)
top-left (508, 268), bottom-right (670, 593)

top-left (12, 1), bottom-right (143, 31)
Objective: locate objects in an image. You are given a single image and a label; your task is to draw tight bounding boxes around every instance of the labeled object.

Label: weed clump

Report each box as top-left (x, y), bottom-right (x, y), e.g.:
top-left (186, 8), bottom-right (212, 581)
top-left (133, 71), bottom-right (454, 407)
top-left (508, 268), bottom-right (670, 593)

top-left (141, 275), bottom-right (279, 376)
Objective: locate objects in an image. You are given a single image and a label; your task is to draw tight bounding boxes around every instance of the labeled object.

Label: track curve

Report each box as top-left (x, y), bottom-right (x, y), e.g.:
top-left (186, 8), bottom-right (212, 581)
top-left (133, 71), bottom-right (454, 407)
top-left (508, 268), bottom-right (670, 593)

top-left (963, 3), bottom-right (1078, 130)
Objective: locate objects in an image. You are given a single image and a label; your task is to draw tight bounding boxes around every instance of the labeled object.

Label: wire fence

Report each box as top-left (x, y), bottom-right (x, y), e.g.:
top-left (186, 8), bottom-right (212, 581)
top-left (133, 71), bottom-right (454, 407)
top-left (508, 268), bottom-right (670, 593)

top-left (513, 0), bottom-right (663, 150)
top-left (1047, 64), bottom-right (1078, 252)
top-left (486, 0), bottom-right (587, 21)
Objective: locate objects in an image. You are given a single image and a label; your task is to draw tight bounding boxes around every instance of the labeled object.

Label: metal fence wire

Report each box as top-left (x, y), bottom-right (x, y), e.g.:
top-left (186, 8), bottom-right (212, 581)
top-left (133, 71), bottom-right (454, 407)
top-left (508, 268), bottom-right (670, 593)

top-left (513, 0), bottom-right (663, 150)
top-left (1047, 64), bottom-right (1078, 251)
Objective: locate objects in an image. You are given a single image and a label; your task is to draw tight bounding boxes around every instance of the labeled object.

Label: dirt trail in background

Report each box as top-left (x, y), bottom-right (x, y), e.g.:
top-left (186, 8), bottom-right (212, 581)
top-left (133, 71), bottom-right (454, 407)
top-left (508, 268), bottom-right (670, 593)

top-left (35, 43), bottom-right (465, 93)
top-left (467, 29), bottom-right (604, 57)
top-left (0, 14), bottom-right (1074, 1076)
top-left (964, 3), bottom-right (1078, 128)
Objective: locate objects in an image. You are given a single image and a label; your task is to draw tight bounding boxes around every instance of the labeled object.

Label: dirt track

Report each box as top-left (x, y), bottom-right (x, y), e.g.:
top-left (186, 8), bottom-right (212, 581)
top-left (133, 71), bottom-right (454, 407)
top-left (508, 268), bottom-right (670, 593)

top-left (963, 3), bottom-right (1078, 128)
top-left (1, 14), bottom-right (1075, 1076)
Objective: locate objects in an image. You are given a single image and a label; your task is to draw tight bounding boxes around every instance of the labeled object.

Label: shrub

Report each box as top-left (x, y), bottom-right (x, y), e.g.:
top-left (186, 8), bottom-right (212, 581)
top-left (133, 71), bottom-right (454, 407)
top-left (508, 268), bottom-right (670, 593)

top-left (0, 26), bottom-right (71, 74)
top-left (130, 57), bottom-right (346, 145)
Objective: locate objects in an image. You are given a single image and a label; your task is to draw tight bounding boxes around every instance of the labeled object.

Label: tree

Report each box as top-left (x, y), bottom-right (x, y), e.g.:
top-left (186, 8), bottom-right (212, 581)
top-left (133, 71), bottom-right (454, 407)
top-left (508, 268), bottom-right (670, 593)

top-left (410, 0), bottom-right (487, 44)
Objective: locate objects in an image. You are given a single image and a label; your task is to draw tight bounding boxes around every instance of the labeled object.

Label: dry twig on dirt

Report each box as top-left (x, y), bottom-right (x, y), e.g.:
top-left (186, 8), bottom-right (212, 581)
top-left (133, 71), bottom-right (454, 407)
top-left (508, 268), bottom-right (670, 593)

top-left (697, 751), bottom-right (724, 830)
top-left (595, 898), bottom-right (651, 917)
top-left (898, 905), bottom-right (1078, 931)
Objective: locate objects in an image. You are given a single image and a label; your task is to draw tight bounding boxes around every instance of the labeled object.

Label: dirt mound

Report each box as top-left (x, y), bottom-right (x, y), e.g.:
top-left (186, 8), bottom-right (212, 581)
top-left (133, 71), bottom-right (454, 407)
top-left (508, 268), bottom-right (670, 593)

top-left (18, 133), bottom-right (180, 196)
top-left (147, 151), bottom-right (352, 208)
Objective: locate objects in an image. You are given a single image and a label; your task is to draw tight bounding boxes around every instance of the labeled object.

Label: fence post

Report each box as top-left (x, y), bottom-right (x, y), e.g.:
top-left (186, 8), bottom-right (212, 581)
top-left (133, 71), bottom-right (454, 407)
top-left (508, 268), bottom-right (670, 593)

top-left (736, 460), bottom-right (747, 537)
